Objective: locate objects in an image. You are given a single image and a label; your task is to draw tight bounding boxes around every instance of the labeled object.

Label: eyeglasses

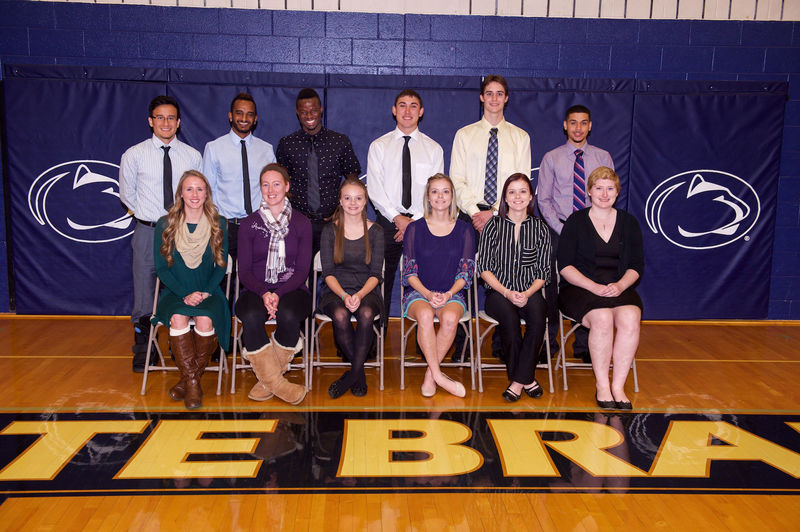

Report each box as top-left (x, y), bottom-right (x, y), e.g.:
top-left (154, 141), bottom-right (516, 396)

top-left (151, 115), bottom-right (178, 122)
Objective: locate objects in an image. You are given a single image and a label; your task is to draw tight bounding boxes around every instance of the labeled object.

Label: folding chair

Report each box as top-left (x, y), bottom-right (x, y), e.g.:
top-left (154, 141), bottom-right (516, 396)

top-left (473, 278), bottom-right (554, 394)
top-left (399, 255), bottom-right (475, 391)
top-left (140, 255), bottom-right (232, 396)
top-left (556, 310), bottom-right (639, 392)
top-left (308, 252), bottom-right (385, 391)
top-left (229, 261), bottom-right (310, 394)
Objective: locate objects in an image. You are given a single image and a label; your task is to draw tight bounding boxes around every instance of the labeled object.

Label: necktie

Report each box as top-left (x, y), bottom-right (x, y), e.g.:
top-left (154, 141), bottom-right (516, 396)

top-left (241, 139), bottom-right (252, 215)
top-left (402, 135), bottom-right (412, 209)
top-left (161, 146), bottom-right (173, 210)
top-left (573, 149), bottom-right (585, 211)
top-left (484, 128), bottom-right (498, 206)
top-left (307, 136), bottom-right (320, 213)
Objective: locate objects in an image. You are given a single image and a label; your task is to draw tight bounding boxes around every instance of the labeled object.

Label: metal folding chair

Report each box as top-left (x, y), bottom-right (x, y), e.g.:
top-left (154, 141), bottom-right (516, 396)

top-left (308, 252), bottom-right (385, 391)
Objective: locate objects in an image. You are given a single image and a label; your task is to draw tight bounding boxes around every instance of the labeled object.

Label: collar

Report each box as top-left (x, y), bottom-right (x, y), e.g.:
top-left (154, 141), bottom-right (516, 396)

top-left (564, 140), bottom-right (590, 154)
top-left (393, 127), bottom-right (420, 141)
top-left (479, 116), bottom-right (506, 131)
top-left (150, 134), bottom-right (176, 150)
top-left (229, 129), bottom-right (253, 146)
top-left (301, 127), bottom-right (326, 141)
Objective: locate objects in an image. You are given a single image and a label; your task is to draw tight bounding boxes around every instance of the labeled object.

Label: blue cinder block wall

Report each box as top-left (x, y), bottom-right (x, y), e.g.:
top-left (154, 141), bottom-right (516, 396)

top-left (0, 2), bottom-right (798, 318)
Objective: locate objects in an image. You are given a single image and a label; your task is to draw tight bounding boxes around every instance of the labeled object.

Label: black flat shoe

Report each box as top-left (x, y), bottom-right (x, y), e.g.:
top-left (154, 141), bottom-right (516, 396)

top-left (523, 381), bottom-right (543, 399)
top-left (612, 393), bottom-right (632, 410)
top-left (502, 386), bottom-right (521, 402)
top-left (328, 377), bottom-right (348, 399)
top-left (595, 393), bottom-right (616, 410)
top-left (350, 382), bottom-right (367, 397)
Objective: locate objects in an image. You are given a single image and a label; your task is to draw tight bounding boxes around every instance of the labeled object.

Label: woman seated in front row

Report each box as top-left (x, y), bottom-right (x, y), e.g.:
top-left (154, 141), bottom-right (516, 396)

top-left (477, 173), bottom-right (551, 402)
top-left (153, 170), bottom-right (230, 410)
top-left (558, 166), bottom-right (644, 410)
top-left (402, 173), bottom-right (475, 398)
top-left (319, 177), bottom-right (384, 399)
top-left (236, 163), bottom-right (311, 405)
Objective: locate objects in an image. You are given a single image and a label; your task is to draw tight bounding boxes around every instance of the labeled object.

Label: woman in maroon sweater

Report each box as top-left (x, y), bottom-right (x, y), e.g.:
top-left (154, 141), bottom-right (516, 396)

top-left (236, 163), bottom-right (312, 405)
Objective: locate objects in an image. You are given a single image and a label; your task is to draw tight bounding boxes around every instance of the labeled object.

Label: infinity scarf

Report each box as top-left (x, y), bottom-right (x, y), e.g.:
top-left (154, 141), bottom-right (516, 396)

top-left (174, 214), bottom-right (211, 269)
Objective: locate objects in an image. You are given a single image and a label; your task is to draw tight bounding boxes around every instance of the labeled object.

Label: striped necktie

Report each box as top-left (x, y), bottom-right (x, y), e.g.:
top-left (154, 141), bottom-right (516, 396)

top-left (484, 127), bottom-right (498, 206)
top-left (573, 149), bottom-right (585, 211)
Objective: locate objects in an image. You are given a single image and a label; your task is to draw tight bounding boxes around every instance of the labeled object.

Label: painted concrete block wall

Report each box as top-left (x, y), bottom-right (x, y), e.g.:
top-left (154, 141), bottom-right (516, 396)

top-left (0, 1), bottom-right (798, 318)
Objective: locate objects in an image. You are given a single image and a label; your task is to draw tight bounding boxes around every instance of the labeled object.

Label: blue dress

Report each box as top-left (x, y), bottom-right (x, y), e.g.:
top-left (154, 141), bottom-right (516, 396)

top-left (401, 218), bottom-right (475, 317)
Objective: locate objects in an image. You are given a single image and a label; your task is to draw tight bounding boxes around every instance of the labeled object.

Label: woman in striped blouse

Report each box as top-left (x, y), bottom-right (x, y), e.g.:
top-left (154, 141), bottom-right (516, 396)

top-left (477, 173), bottom-right (551, 402)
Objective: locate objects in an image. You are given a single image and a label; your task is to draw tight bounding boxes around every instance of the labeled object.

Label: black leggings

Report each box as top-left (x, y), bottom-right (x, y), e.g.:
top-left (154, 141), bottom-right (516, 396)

top-left (484, 289), bottom-right (546, 385)
top-left (235, 289), bottom-right (311, 351)
top-left (321, 293), bottom-right (381, 388)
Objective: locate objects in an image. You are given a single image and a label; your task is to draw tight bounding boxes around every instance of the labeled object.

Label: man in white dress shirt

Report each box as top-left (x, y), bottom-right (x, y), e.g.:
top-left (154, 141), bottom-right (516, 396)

top-left (202, 92), bottom-right (276, 261)
top-left (120, 95), bottom-right (202, 372)
top-left (368, 89), bottom-right (444, 318)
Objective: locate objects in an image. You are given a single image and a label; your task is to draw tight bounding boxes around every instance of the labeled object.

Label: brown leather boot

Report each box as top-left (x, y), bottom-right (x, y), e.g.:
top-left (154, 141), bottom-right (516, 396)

top-left (243, 341), bottom-right (306, 405)
top-left (169, 330), bottom-right (198, 409)
top-left (187, 330), bottom-right (217, 409)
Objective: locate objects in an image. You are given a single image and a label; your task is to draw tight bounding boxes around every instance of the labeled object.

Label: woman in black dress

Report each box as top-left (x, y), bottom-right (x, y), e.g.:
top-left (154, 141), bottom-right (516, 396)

top-left (558, 167), bottom-right (643, 410)
top-left (319, 177), bottom-right (384, 398)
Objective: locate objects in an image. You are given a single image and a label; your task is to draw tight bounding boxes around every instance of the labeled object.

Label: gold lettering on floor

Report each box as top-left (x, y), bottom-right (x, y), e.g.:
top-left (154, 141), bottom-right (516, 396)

top-left (0, 420), bottom-right (149, 481)
top-left (338, 419), bottom-right (483, 477)
top-left (115, 419), bottom-right (277, 479)
top-left (650, 421), bottom-right (800, 477)
top-left (489, 419), bottom-right (648, 477)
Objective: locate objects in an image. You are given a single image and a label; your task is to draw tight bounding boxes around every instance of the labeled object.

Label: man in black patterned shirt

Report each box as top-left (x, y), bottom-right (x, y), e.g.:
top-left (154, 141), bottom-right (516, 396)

top-left (276, 88), bottom-right (361, 258)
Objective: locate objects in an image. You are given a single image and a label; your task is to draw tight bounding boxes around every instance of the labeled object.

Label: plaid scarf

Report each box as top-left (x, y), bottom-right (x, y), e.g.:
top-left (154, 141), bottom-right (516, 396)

top-left (258, 197), bottom-right (292, 283)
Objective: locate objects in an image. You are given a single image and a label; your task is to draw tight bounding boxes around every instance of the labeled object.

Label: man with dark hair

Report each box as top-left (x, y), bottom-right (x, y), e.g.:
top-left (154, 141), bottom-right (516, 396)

top-left (538, 104), bottom-right (614, 363)
top-left (368, 89), bottom-right (444, 318)
top-left (276, 88), bottom-right (361, 257)
top-left (120, 95), bottom-right (202, 372)
top-left (202, 91), bottom-right (276, 260)
top-left (450, 75), bottom-right (531, 361)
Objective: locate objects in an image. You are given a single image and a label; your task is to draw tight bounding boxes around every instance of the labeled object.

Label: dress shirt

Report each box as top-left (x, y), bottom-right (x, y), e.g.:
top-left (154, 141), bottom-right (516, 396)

top-left (119, 135), bottom-right (202, 223)
top-left (367, 127), bottom-right (444, 221)
top-left (477, 215), bottom-right (551, 292)
top-left (202, 129), bottom-right (276, 219)
top-left (537, 141), bottom-right (614, 235)
top-left (276, 127), bottom-right (361, 219)
top-left (450, 117), bottom-right (531, 217)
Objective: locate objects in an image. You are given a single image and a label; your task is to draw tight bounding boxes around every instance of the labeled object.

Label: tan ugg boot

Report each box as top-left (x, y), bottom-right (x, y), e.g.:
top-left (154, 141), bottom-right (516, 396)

top-left (242, 344), bottom-right (274, 401)
top-left (243, 340), bottom-right (306, 405)
top-left (267, 333), bottom-right (303, 374)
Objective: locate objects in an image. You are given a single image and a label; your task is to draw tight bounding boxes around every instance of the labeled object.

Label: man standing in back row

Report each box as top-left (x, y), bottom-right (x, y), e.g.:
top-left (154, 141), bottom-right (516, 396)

top-left (120, 95), bottom-right (202, 372)
top-left (450, 75), bottom-right (532, 361)
top-left (367, 89), bottom-right (444, 319)
top-left (202, 92), bottom-right (276, 261)
top-left (276, 88), bottom-right (361, 259)
top-left (537, 104), bottom-right (614, 363)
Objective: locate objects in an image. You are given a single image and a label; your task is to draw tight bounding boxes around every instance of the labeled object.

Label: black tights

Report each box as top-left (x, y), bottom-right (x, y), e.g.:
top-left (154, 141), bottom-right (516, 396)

top-left (321, 294), bottom-right (381, 389)
top-left (235, 289), bottom-right (311, 351)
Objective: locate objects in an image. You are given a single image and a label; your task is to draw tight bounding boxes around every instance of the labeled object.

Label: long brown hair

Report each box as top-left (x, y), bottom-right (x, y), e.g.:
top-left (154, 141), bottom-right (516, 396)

top-left (160, 170), bottom-right (226, 268)
top-left (497, 173), bottom-right (535, 219)
top-left (331, 177), bottom-right (370, 265)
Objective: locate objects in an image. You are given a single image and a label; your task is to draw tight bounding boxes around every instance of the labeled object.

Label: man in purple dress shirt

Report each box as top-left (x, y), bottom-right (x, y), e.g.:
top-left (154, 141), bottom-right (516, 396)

top-left (537, 105), bottom-right (614, 363)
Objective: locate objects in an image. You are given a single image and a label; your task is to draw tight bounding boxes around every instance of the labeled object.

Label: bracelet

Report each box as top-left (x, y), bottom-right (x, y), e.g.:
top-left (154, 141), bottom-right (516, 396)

top-left (503, 288), bottom-right (509, 298)
top-left (341, 293), bottom-right (348, 300)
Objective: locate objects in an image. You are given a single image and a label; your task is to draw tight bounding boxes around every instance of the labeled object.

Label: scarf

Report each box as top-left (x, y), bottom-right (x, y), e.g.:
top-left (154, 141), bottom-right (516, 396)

top-left (258, 197), bottom-right (292, 283)
top-left (174, 214), bottom-right (211, 269)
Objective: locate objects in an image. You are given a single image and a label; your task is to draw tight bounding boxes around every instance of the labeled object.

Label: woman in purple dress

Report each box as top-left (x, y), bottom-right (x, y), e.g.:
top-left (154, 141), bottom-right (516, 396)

top-left (235, 163), bottom-right (311, 405)
top-left (402, 174), bottom-right (475, 397)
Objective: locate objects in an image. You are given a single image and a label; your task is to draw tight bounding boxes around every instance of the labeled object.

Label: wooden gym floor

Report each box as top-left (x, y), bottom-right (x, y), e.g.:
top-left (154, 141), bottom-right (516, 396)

top-left (0, 316), bottom-right (798, 530)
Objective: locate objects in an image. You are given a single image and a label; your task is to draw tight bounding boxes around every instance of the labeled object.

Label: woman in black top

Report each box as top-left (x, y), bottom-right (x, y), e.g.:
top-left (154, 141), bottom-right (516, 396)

top-left (477, 173), bottom-right (551, 402)
top-left (319, 178), bottom-right (384, 398)
top-left (558, 167), bottom-right (644, 410)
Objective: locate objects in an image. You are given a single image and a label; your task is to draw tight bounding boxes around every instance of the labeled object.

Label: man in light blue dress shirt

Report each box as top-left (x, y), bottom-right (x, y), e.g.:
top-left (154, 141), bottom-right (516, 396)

top-left (120, 95), bottom-right (202, 372)
top-left (202, 92), bottom-right (276, 260)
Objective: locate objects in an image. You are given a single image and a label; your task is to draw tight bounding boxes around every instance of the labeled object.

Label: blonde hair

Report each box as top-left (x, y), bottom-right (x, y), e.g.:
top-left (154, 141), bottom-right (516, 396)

top-left (331, 177), bottom-right (371, 265)
top-left (586, 166), bottom-right (620, 192)
top-left (160, 170), bottom-right (225, 268)
top-left (422, 173), bottom-right (459, 222)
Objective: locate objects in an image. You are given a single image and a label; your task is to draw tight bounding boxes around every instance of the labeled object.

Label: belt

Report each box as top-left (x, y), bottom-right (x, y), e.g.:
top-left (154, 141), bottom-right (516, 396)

top-left (136, 218), bottom-right (157, 227)
top-left (397, 212), bottom-right (413, 218)
top-left (227, 217), bottom-right (247, 225)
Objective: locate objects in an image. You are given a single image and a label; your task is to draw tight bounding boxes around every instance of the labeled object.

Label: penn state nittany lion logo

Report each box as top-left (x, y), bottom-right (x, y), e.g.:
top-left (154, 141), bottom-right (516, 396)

top-left (645, 170), bottom-right (760, 250)
top-left (28, 160), bottom-right (134, 243)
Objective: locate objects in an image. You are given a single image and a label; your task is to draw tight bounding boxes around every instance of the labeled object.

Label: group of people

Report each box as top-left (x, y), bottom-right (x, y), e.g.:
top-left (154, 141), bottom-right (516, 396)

top-left (119, 75), bottom-right (643, 411)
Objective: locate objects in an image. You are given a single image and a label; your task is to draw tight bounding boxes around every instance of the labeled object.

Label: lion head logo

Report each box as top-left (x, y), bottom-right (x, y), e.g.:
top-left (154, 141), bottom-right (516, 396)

top-left (645, 170), bottom-right (760, 250)
top-left (28, 160), bottom-right (134, 244)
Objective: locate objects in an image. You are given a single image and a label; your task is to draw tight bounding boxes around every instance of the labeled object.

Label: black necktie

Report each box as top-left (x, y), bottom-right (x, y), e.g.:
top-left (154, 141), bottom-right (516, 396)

top-left (161, 146), bottom-right (173, 210)
top-left (307, 137), bottom-right (320, 213)
top-left (241, 139), bottom-right (252, 215)
top-left (402, 135), bottom-right (412, 209)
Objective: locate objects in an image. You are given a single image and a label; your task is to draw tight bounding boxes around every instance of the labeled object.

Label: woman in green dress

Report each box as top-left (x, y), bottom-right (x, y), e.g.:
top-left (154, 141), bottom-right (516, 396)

top-left (153, 169), bottom-right (229, 409)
